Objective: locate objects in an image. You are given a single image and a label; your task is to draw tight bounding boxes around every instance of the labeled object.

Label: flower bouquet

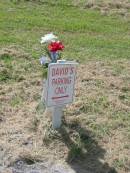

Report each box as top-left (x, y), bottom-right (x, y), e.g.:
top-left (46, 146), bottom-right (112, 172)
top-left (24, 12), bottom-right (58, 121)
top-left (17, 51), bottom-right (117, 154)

top-left (40, 33), bottom-right (64, 78)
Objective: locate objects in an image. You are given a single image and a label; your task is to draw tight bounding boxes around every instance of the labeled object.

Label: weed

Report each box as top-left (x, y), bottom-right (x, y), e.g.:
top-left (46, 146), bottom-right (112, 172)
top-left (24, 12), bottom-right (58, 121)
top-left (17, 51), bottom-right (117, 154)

top-left (113, 158), bottom-right (127, 170)
top-left (68, 145), bottom-right (82, 161)
top-left (36, 101), bottom-right (46, 114)
top-left (0, 69), bottom-right (12, 81)
top-left (30, 116), bottom-right (40, 131)
top-left (10, 95), bottom-right (23, 107)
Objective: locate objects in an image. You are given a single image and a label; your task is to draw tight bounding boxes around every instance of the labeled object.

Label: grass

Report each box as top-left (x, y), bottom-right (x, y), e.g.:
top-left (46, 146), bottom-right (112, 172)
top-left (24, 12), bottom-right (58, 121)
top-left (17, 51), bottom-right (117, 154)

top-left (0, 0), bottom-right (130, 60)
top-left (0, 0), bottom-right (130, 173)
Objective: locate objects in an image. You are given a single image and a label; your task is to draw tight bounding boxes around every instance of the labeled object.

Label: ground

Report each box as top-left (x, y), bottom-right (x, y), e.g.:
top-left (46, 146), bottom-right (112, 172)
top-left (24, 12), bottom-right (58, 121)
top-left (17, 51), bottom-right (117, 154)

top-left (0, 0), bottom-right (130, 173)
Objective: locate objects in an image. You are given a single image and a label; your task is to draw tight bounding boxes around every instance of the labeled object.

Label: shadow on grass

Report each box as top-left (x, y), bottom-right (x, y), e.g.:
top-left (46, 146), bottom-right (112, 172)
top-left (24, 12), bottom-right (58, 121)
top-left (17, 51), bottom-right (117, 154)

top-left (58, 119), bottom-right (117, 173)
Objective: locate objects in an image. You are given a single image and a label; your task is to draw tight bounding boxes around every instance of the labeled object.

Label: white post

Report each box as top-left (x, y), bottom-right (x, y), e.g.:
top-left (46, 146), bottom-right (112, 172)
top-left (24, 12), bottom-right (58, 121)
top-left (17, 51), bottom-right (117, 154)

top-left (52, 106), bottom-right (63, 129)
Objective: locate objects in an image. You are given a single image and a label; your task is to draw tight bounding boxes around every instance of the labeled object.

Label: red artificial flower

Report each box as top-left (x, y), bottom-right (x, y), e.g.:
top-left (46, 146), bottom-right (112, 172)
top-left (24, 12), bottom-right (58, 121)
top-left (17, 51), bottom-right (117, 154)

top-left (48, 41), bottom-right (64, 52)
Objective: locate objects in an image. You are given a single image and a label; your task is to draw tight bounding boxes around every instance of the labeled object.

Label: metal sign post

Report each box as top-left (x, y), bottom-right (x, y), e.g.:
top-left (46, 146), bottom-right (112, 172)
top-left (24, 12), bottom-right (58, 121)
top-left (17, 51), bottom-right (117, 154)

top-left (43, 61), bottom-right (78, 129)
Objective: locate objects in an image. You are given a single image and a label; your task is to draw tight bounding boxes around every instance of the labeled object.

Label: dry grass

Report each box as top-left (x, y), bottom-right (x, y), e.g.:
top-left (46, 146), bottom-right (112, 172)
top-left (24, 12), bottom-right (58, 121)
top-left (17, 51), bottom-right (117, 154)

top-left (74, 0), bottom-right (130, 18)
top-left (0, 1), bottom-right (130, 172)
top-left (0, 50), bottom-right (130, 172)
top-left (0, 46), bottom-right (30, 59)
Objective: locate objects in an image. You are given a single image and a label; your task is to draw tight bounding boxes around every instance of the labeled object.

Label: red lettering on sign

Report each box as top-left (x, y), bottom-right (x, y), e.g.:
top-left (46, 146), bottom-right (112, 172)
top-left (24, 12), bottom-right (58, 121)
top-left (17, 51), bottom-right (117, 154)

top-left (70, 67), bottom-right (75, 74)
top-left (55, 86), bottom-right (67, 95)
top-left (52, 77), bottom-right (72, 85)
top-left (51, 67), bottom-right (70, 77)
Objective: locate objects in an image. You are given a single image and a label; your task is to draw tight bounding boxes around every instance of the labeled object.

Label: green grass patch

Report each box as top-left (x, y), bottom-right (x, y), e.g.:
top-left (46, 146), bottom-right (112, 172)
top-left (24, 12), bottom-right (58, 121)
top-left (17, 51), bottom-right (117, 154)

top-left (10, 95), bottom-right (23, 107)
top-left (0, 0), bottom-right (130, 60)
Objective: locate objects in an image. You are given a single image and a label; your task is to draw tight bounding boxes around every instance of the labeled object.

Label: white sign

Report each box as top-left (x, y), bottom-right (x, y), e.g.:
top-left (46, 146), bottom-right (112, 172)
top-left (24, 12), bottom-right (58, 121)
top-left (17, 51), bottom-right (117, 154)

top-left (46, 62), bottom-right (77, 107)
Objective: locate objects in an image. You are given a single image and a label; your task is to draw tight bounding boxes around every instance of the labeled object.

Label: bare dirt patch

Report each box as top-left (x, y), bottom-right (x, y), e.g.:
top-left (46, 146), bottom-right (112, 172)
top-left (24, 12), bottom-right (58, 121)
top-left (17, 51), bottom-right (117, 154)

top-left (0, 55), bottom-right (130, 172)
